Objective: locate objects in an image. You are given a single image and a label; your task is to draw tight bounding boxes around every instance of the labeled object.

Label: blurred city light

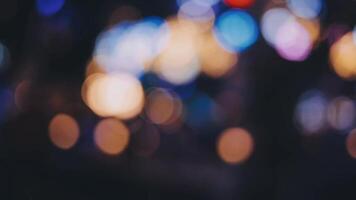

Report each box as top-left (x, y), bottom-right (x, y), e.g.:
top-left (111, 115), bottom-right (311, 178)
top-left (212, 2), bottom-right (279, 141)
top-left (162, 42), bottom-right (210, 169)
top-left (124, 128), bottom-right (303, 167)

top-left (295, 90), bottom-right (327, 134)
top-left (217, 128), bottom-right (254, 164)
top-left (94, 118), bottom-right (130, 155)
top-left (36, 0), bottom-right (65, 16)
top-left (215, 10), bottom-right (258, 52)
top-left (327, 97), bottom-right (355, 131)
top-left (330, 32), bottom-right (356, 80)
top-left (49, 113), bottom-right (80, 150)
top-left (261, 8), bottom-right (294, 46)
top-left (287, 0), bottom-right (323, 19)
top-left (346, 129), bottom-right (356, 159)
top-left (275, 18), bottom-right (312, 61)
top-left (83, 73), bottom-right (144, 120)
top-left (223, 0), bottom-right (255, 9)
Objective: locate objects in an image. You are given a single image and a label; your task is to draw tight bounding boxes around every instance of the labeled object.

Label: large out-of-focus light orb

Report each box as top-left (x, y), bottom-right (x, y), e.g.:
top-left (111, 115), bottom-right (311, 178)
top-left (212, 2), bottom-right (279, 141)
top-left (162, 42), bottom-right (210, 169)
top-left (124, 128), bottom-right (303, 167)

top-left (36, 0), bottom-right (65, 16)
top-left (95, 18), bottom-right (169, 77)
top-left (223, 0), bottom-right (255, 8)
top-left (327, 97), bottom-right (355, 131)
top-left (153, 19), bottom-right (201, 85)
top-left (295, 90), bottom-right (327, 134)
top-left (84, 73), bottom-right (144, 120)
top-left (215, 10), bottom-right (258, 52)
top-left (346, 129), bottom-right (356, 159)
top-left (49, 113), bottom-right (80, 150)
top-left (275, 19), bottom-right (312, 61)
top-left (298, 19), bottom-right (321, 45)
top-left (198, 33), bottom-right (238, 78)
top-left (94, 118), bottom-right (130, 155)
top-left (287, 0), bottom-right (323, 19)
top-left (261, 8), bottom-right (293, 46)
top-left (330, 32), bottom-right (356, 80)
top-left (217, 128), bottom-right (254, 164)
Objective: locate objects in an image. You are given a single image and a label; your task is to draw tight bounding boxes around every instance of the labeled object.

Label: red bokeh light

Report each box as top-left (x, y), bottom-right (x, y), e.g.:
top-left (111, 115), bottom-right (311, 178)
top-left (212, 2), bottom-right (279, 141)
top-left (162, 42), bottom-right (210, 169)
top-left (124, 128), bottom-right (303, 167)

top-left (223, 0), bottom-right (255, 8)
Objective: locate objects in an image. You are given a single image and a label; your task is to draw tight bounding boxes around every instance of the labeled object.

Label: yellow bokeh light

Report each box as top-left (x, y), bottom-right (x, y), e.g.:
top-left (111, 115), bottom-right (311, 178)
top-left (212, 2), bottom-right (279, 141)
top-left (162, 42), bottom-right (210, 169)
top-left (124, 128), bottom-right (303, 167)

top-left (94, 118), bottom-right (130, 155)
top-left (330, 32), bottom-right (356, 80)
top-left (49, 113), bottom-right (80, 150)
top-left (153, 18), bottom-right (201, 85)
top-left (82, 73), bottom-right (144, 120)
top-left (198, 33), bottom-right (238, 78)
top-left (346, 129), bottom-right (356, 159)
top-left (217, 128), bottom-right (254, 164)
top-left (298, 18), bottom-right (321, 45)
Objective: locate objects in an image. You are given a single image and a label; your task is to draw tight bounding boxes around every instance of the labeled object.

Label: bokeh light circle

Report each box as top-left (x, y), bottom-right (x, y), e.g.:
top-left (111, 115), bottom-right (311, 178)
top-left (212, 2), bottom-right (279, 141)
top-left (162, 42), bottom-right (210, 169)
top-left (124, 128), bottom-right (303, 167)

top-left (346, 129), bottom-right (356, 159)
top-left (215, 10), bottom-right (258, 52)
top-left (261, 8), bottom-right (294, 46)
top-left (295, 90), bottom-right (327, 134)
top-left (275, 19), bottom-right (312, 61)
top-left (223, 0), bottom-right (255, 9)
top-left (327, 97), bottom-right (355, 131)
top-left (49, 113), bottom-right (80, 150)
top-left (217, 128), bottom-right (254, 164)
top-left (94, 118), bottom-right (130, 155)
top-left (330, 32), bottom-right (356, 80)
top-left (287, 0), bottom-right (323, 19)
top-left (84, 73), bottom-right (144, 120)
top-left (36, 0), bottom-right (65, 16)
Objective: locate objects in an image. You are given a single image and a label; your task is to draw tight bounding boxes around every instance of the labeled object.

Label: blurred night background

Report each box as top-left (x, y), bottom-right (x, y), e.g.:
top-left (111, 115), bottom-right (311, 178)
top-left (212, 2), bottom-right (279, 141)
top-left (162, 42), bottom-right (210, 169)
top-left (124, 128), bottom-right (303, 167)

top-left (1, 0), bottom-right (356, 199)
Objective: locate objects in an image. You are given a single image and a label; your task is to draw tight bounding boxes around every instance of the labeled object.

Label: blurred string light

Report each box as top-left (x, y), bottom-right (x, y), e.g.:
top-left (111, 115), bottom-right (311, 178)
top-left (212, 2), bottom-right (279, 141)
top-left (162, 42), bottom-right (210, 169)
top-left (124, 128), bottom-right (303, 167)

top-left (327, 97), bottom-right (355, 131)
top-left (94, 118), bottom-right (130, 155)
top-left (36, 0), bottom-right (65, 16)
top-left (94, 18), bottom-right (169, 77)
top-left (215, 10), bottom-right (258, 52)
top-left (217, 128), bottom-right (254, 164)
top-left (347, 129), bottom-right (356, 159)
top-left (153, 18), bottom-right (201, 85)
top-left (330, 32), bottom-right (356, 80)
top-left (198, 33), bottom-right (238, 78)
top-left (295, 90), bottom-right (327, 134)
top-left (82, 73), bottom-right (144, 120)
top-left (287, 0), bottom-right (323, 20)
top-left (145, 88), bottom-right (183, 125)
top-left (49, 113), bottom-right (80, 150)
top-left (223, 0), bottom-right (255, 9)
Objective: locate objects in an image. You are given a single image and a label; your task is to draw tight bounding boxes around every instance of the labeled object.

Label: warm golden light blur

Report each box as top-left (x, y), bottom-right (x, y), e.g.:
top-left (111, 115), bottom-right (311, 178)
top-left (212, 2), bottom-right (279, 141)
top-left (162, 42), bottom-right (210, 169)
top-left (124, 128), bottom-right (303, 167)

top-left (94, 118), bottom-right (130, 155)
top-left (346, 129), bottom-right (356, 159)
top-left (198, 33), bottom-right (238, 78)
top-left (145, 88), bottom-right (183, 125)
top-left (153, 18), bottom-right (201, 85)
top-left (217, 128), bottom-right (254, 164)
top-left (49, 113), bottom-right (80, 150)
top-left (330, 32), bottom-right (356, 80)
top-left (83, 73), bottom-right (144, 120)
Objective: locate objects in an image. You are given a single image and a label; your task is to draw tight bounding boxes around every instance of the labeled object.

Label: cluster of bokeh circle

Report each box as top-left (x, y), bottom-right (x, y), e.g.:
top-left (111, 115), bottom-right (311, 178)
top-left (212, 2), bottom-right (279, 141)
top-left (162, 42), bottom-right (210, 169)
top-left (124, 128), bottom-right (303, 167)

top-left (31, 0), bottom-right (356, 163)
